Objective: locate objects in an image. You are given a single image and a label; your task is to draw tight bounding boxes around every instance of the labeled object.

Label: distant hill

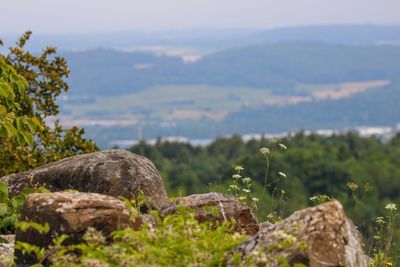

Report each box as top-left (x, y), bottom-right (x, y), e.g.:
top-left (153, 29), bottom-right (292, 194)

top-left (2, 24), bottom-right (400, 53)
top-left (64, 49), bottom-right (182, 99)
top-left (244, 25), bottom-right (400, 46)
top-left (183, 42), bottom-right (400, 94)
top-left (63, 42), bottom-right (400, 97)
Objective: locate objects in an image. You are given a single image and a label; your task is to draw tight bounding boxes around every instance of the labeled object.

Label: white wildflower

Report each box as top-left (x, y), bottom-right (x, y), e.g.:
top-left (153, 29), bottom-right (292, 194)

top-left (259, 147), bottom-right (270, 155)
top-left (228, 185), bottom-right (240, 191)
top-left (234, 165), bottom-right (244, 172)
top-left (232, 174), bottom-right (241, 179)
top-left (278, 171), bottom-right (287, 179)
top-left (242, 177), bottom-right (252, 183)
top-left (279, 143), bottom-right (287, 150)
top-left (385, 203), bottom-right (397, 211)
top-left (376, 217), bottom-right (385, 224)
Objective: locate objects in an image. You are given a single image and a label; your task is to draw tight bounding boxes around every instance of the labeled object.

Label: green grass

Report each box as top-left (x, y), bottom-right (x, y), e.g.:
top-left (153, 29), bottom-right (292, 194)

top-left (63, 85), bottom-right (274, 121)
top-left (63, 80), bottom-right (389, 124)
top-left (294, 80), bottom-right (389, 95)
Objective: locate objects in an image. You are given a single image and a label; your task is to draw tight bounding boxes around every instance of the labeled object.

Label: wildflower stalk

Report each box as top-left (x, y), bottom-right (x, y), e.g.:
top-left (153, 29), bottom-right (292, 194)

top-left (263, 155), bottom-right (271, 194)
top-left (384, 203), bottom-right (398, 263)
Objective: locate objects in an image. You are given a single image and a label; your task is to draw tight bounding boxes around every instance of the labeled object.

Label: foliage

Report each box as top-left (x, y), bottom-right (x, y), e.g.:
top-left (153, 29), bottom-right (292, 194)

top-left (0, 182), bottom-right (48, 234)
top-left (228, 164), bottom-right (259, 211)
top-left (129, 133), bottom-right (400, 262)
top-left (6, 132), bottom-right (400, 265)
top-left (0, 32), bottom-right (98, 176)
top-left (15, 209), bottom-right (247, 267)
top-left (369, 203), bottom-right (399, 266)
top-left (0, 58), bottom-right (40, 146)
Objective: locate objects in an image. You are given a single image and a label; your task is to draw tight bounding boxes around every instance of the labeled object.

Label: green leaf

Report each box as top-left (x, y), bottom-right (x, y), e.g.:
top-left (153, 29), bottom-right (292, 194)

top-left (3, 121), bottom-right (16, 138)
top-left (15, 74), bottom-right (28, 89)
top-left (14, 102), bottom-right (21, 110)
top-left (0, 203), bottom-right (8, 217)
top-left (20, 187), bottom-right (35, 196)
top-left (10, 196), bottom-right (24, 210)
top-left (0, 216), bottom-right (16, 230)
top-left (0, 236), bottom-right (8, 244)
top-left (31, 117), bottom-right (42, 127)
top-left (9, 73), bottom-right (18, 83)
top-left (16, 117), bottom-right (24, 131)
top-left (25, 118), bottom-right (37, 133)
top-left (0, 104), bottom-right (7, 116)
top-left (0, 81), bottom-right (11, 98)
top-left (0, 182), bottom-right (8, 203)
top-left (21, 132), bottom-right (34, 146)
top-left (16, 221), bottom-right (50, 234)
top-left (16, 81), bottom-right (25, 95)
top-left (17, 134), bottom-right (25, 145)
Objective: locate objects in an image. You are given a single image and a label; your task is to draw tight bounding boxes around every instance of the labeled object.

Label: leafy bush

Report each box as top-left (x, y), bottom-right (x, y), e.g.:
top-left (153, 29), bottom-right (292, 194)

top-left (0, 32), bottom-right (98, 177)
top-left (15, 208), bottom-right (247, 267)
top-left (0, 58), bottom-right (40, 146)
top-left (0, 182), bottom-right (48, 234)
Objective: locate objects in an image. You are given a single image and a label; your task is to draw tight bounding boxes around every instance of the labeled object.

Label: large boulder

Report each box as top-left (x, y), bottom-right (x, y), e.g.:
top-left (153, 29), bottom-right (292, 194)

top-left (161, 192), bottom-right (259, 235)
top-left (14, 192), bottom-right (143, 265)
top-left (0, 149), bottom-right (168, 210)
top-left (226, 201), bottom-right (368, 267)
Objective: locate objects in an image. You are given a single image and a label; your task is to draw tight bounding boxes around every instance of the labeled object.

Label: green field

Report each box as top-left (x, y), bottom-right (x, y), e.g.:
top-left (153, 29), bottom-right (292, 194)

top-left (294, 80), bottom-right (389, 99)
top-left (64, 85), bottom-right (274, 121)
top-left (62, 80), bottom-right (389, 125)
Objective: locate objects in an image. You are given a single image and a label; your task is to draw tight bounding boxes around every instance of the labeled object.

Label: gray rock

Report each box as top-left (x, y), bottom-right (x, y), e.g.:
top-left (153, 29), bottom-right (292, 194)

top-left (0, 235), bottom-right (14, 267)
top-left (162, 192), bottom-right (259, 235)
top-left (0, 149), bottom-right (168, 211)
top-left (259, 221), bottom-right (273, 229)
top-left (226, 201), bottom-right (368, 267)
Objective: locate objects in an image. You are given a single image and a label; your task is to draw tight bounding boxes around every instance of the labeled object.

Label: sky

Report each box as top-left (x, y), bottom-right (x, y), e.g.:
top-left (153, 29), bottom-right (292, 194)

top-left (1, 0), bottom-right (399, 34)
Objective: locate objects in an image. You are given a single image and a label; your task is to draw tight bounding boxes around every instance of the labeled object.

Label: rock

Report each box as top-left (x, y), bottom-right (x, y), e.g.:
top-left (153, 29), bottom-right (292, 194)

top-left (14, 192), bottom-right (141, 265)
top-left (161, 192), bottom-right (259, 235)
top-left (0, 235), bottom-right (14, 267)
top-left (0, 149), bottom-right (168, 211)
top-left (226, 201), bottom-right (368, 267)
top-left (259, 221), bottom-right (273, 229)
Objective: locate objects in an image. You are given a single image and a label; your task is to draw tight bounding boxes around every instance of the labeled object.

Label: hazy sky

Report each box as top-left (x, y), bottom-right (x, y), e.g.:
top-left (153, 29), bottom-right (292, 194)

top-left (1, 0), bottom-right (399, 34)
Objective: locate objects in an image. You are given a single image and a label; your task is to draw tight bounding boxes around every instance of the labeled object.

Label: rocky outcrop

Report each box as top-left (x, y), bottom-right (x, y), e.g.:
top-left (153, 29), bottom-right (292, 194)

top-left (3, 149), bottom-right (369, 266)
top-left (0, 149), bottom-right (168, 210)
top-left (14, 192), bottom-right (142, 265)
top-left (225, 201), bottom-right (368, 267)
top-left (161, 192), bottom-right (259, 235)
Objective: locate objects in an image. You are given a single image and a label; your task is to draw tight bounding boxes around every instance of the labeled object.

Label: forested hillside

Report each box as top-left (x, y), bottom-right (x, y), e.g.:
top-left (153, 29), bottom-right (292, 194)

top-left (63, 43), bottom-right (400, 97)
top-left (184, 43), bottom-right (400, 93)
top-left (129, 132), bottom-right (400, 254)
